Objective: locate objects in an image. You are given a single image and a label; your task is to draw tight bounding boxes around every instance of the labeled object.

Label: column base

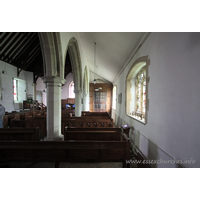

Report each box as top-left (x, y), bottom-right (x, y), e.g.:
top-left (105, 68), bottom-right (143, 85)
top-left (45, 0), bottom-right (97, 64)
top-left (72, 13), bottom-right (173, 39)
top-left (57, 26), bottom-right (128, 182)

top-left (45, 134), bottom-right (64, 141)
top-left (53, 134), bottom-right (64, 141)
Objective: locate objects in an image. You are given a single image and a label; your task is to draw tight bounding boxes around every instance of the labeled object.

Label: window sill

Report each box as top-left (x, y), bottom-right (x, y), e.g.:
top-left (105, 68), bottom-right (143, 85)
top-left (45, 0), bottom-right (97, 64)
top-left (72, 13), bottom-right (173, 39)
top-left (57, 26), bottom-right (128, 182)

top-left (14, 101), bottom-right (22, 104)
top-left (127, 114), bottom-right (146, 125)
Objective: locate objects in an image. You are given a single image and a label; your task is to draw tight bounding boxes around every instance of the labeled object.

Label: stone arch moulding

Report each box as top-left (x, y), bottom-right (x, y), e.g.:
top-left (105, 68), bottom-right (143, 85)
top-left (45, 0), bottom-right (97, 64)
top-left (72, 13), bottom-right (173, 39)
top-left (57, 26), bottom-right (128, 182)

top-left (125, 55), bottom-right (150, 124)
top-left (83, 66), bottom-right (89, 95)
top-left (38, 32), bottom-right (63, 78)
top-left (65, 37), bottom-right (82, 92)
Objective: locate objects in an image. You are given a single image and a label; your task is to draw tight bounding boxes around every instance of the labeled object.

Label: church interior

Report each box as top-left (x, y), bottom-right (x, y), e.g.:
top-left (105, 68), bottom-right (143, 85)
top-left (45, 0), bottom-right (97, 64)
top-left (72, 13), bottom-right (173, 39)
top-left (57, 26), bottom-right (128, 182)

top-left (0, 32), bottom-right (199, 169)
top-left (1, 2), bottom-right (200, 200)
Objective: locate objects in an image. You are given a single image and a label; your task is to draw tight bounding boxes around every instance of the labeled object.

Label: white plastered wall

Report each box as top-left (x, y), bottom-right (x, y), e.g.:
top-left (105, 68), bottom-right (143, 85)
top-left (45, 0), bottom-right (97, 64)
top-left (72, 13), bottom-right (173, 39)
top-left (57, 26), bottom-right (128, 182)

top-left (113, 32), bottom-right (200, 167)
top-left (61, 72), bottom-right (73, 99)
top-left (0, 60), bottom-right (34, 112)
top-left (36, 77), bottom-right (47, 106)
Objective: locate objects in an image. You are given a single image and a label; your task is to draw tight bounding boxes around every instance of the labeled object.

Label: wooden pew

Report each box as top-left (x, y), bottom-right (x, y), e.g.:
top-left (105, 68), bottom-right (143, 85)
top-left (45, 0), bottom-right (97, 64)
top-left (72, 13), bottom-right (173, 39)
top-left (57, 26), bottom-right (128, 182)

top-left (10, 113), bottom-right (114, 139)
top-left (0, 127), bottom-right (41, 141)
top-left (3, 115), bottom-right (8, 128)
top-left (0, 133), bottom-right (130, 167)
top-left (4, 113), bottom-right (21, 127)
top-left (64, 127), bottom-right (121, 141)
top-left (10, 119), bottom-right (46, 139)
top-left (82, 111), bottom-right (109, 116)
top-left (61, 117), bottom-right (113, 134)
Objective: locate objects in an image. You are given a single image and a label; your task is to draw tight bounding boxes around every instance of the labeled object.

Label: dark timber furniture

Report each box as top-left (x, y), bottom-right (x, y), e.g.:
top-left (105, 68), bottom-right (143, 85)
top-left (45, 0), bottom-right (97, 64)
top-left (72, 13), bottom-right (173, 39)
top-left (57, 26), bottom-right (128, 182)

top-left (62, 118), bottom-right (113, 134)
top-left (64, 127), bottom-right (121, 141)
top-left (11, 119), bottom-right (46, 139)
top-left (82, 111), bottom-right (110, 116)
top-left (0, 127), bottom-right (41, 141)
top-left (11, 116), bottom-right (113, 138)
top-left (0, 134), bottom-right (130, 168)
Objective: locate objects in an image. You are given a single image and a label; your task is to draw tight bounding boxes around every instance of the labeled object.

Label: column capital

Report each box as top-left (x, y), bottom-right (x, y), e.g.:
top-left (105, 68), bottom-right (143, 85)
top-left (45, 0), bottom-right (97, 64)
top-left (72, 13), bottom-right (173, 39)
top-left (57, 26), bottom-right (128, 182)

top-left (74, 89), bottom-right (83, 94)
top-left (42, 76), bottom-right (66, 86)
top-left (83, 92), bottom-right (88, 97)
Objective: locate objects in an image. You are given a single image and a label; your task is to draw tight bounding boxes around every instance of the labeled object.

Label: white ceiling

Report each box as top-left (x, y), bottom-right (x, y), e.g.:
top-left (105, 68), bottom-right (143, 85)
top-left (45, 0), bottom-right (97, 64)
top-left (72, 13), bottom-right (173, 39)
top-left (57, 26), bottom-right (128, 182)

top-left (78, 32), bottom-right (147, 83)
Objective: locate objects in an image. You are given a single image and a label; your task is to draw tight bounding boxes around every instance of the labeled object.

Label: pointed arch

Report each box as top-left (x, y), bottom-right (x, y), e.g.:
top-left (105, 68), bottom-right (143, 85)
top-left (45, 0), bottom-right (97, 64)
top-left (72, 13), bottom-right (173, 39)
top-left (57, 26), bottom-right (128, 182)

top-left (83, 66), bottom-right (89, 95)
top-left (65, 37), bottom-right (82, 92)
top-left (38, 32), bottom-right (63, 78)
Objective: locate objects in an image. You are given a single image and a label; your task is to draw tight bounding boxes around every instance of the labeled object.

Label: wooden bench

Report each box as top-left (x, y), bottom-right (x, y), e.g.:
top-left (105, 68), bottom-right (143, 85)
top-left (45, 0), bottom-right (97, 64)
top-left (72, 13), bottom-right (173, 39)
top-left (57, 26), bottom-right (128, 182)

top-left (10, 119), bottom-right (46, 139)
top-left (3, 115), bottom-right (8, 128)
top-left (61, 118), bottom-right (113, 134)
top-left (64, 127), bottom-right (121, 141)
top-left (0, 127), bottom-right (41, 141)
top-left (82, 111), bottom-right (110, 116)
top-left (0, 133), bottom-right (130, 167)
top-left (10, 115), bottom-right (114, 139)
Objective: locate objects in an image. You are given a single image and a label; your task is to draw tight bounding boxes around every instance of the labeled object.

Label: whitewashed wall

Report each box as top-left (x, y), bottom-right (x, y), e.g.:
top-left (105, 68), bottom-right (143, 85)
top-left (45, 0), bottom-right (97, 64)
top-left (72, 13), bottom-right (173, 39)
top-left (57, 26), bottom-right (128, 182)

top-left (36, 77), bottom-right (47, 106)
top-left (0, 60), bottom-right (34, 112)
top-left (61, 72), bottom-right (73, 99)
top-left (36, 73), bottom-right (74, 106)
top-left (113, 32), bottom-right (200, 167)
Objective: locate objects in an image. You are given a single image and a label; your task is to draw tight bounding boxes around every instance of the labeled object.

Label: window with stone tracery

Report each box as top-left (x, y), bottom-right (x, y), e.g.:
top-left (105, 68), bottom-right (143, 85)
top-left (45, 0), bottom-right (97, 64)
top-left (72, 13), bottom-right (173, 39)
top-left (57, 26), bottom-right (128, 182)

top-left (135, 67), bottom-right (146, 114)
top-left (126, 56), bottom-right (149, 124)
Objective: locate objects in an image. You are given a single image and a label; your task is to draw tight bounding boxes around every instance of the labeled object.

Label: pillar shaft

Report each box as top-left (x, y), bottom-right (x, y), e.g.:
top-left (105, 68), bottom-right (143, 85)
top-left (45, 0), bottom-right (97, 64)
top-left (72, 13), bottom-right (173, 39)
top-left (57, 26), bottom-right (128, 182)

top-left (83, 93), bottom-right (89, 111)
top-left (33, 83), bottom-right (36, 100)
top-left (43, 76), bottom-right (65, 141)
top-left (74, 90), bottom-right (82, 117)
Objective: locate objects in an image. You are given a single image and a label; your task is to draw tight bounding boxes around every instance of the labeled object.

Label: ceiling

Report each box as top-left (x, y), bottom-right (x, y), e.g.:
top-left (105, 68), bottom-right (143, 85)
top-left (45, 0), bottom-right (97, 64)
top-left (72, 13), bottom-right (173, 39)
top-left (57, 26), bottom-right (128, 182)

top-left (0, 32), bottom-right (147, 83)
top-left (0, 32), bottom-right (72, 81)
top-left (78, 32), bottom-right (147, 83)
top-left (0, 32), bottom-right (44, 79)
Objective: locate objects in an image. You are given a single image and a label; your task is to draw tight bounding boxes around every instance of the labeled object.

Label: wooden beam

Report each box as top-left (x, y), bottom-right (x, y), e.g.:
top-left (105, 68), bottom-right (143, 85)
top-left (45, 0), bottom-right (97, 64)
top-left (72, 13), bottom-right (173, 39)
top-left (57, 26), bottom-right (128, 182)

top-left (1, 33), bottom-right (26, 60)
top-left (6, 33), bottom-right (35, 63)
top-left (13, 34), bottom-right (38, 65)
top-left (1, 32), bottom-right (16, 50)
top-left (13, 38), bottom-right (39, 68)
top-left (17, 68), bottom-right (23, 77)
top-left (0, 33), bottom-right (22, 59)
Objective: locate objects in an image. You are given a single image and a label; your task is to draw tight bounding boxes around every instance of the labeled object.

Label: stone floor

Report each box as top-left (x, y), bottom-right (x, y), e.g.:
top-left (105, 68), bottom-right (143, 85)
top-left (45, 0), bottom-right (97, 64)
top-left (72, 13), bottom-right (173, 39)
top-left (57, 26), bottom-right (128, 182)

top-left (0, 160), bottom-right (138, 168)
top-left (0, 150), bottom-right (145, 168)
top-left (0, 162), bottom-right (119, 168)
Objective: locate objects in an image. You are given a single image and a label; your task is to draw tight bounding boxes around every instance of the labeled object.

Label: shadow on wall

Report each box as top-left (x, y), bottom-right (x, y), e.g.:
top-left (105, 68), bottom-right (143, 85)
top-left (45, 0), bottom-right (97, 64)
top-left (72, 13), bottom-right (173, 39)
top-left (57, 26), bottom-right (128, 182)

top-left (115, 114), bottom-right (184, 168)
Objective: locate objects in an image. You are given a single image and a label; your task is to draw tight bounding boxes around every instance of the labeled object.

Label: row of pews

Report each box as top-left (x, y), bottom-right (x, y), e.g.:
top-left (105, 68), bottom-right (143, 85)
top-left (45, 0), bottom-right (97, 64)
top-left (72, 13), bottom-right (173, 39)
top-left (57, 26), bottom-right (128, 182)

top-left (4, 110), bottom-right (113, 139)
top-left (0, 111), bottom-right (130, 167)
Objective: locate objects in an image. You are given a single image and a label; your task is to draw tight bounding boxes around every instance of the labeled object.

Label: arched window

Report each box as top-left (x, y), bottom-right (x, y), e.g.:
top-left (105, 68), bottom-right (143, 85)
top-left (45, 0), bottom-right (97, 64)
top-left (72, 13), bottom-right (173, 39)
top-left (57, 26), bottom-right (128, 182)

top-left (135, 67), bottom-right (146, 114)
top-left (13, 78), bottom-right (26, 103)
top-left (112, 86), bottom-right (117, 110)
top-left (126, 56), bottom-right (149, 124)
top-left (69, 81), bottom-right (75, 98)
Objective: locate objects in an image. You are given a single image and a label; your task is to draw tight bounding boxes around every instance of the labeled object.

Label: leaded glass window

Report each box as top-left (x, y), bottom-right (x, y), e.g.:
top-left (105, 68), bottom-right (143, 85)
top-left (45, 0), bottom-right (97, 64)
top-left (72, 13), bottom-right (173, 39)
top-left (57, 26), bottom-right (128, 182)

top-left (13, 79), bottom-right (18, 101)
top-left (94, 92), bottom-right (107, 112)
top-left (135, 67), bottom-right (146, 114)
top-left (126, 56), bottom-right (149, 124)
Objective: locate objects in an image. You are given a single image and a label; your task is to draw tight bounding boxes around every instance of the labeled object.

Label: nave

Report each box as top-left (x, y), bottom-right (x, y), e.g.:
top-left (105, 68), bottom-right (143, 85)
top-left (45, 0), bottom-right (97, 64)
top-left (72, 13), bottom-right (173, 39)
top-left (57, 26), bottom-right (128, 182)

top-left (0, 109), bottom-right (152, 168)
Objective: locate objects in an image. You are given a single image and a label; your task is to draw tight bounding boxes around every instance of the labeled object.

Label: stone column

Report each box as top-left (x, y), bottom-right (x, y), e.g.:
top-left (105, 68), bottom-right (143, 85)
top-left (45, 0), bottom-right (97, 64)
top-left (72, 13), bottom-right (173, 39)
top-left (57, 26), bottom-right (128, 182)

top-left (43, 76), bottom-right (65, 141)
top-left (32, 83), bottom-right (36, 100)
top-left (83, 93), bottom-right (89, 111)
top-left (74, 90), bottom-right (82, 117)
